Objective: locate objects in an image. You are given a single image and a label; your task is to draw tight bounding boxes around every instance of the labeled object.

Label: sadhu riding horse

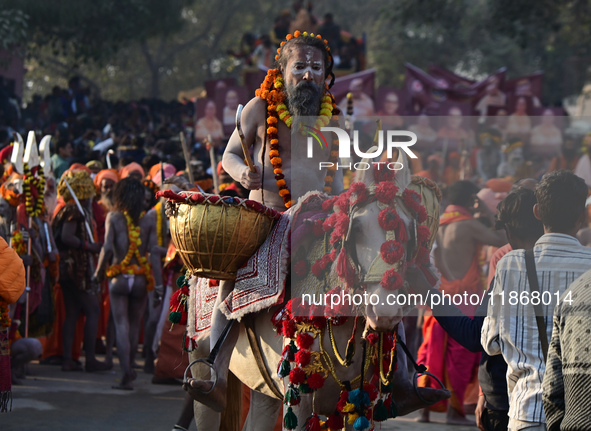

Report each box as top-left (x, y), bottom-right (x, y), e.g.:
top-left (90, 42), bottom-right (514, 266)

top-left (158, 146), bottom-right (450, 430)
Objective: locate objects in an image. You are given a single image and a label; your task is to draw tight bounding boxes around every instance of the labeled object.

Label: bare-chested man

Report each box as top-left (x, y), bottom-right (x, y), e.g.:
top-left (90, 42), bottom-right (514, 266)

top-left (94, 177), bottom-right (163, 389)
top-left (184, 32), bottom-right (343, 412)
top-left (418, 180), bottom-right (506, 425)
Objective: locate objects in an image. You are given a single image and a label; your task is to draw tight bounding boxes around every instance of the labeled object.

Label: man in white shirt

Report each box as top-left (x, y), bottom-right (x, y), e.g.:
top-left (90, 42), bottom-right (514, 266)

top-left (482, 170), bottom-right (591, 431)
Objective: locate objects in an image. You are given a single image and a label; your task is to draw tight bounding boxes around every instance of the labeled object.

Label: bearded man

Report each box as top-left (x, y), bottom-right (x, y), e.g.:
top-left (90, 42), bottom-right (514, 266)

top-left (184, 31), bottom-right (449, 419)
top-left (184, 31), bottom-right (343, 413)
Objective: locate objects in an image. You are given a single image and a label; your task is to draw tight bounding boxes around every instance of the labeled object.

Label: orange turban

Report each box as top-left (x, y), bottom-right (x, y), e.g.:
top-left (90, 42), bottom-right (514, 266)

top-left (67, 163), bottom-right (91, 174)
top-left (485, 178), bottom-right (512, 193)
top-left (120, 162), bottom-right (145, 179)
top-left (149, 163), bottom-right (177, 186)
top-left (94, 169), bottom-right (119, 192)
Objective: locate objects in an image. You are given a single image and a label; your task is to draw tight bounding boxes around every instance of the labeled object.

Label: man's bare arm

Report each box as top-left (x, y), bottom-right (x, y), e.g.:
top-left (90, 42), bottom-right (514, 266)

top-left (94, 212), bottom-right (115, 282)
top-left (468, 219), bottom-right (507, 247)
top-left (146, 212), bottom-right (163, 289)
top-left (222, 98), bottom-right (265, 190)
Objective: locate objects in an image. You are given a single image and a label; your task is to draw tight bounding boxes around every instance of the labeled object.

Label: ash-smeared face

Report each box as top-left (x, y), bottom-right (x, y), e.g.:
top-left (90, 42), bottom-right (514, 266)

top-left (283, 46), bottom-right (325, 117)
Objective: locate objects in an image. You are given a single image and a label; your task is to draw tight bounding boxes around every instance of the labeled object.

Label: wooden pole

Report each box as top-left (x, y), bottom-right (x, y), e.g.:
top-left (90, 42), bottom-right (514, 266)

top-left (179, 131), bottom-right (195, 185)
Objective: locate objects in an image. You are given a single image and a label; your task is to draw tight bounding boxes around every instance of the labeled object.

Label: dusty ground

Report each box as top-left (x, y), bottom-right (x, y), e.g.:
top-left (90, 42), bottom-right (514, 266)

top-left (4, 357), bottom-right (477, 431)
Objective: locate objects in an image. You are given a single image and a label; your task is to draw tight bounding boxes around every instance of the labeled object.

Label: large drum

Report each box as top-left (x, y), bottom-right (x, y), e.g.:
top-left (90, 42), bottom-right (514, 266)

top-left (160, 191), bottom-right (281, 280)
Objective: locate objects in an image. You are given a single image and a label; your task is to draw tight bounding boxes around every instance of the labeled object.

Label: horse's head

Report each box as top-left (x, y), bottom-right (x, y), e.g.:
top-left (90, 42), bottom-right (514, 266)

top-left (323, 149), bottom-right (440, 332)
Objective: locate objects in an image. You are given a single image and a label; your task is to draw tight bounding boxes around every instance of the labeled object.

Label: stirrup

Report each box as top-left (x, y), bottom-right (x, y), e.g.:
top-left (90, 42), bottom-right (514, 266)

top-left (183, 358), bottom-right (218, 395)
top-left (413, 370), bottom-right (446, 406)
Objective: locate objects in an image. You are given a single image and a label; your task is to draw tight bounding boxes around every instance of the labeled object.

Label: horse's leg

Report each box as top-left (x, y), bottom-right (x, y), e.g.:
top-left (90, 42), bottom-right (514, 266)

top-left (185, 280), bottom-right (240, 412)
top-left (191, 342), bottom-right (222, 430)
top-left (242, 389), bottom-right (281, 431)
top-left (391, 321), bottom-right (451, 416)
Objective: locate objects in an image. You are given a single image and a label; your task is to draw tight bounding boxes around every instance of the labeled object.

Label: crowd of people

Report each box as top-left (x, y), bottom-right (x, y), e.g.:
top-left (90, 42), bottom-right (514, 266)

top-left (228, 1), bottom-right (364, 74)
top-left (2, 24), bottom-right (591, 431)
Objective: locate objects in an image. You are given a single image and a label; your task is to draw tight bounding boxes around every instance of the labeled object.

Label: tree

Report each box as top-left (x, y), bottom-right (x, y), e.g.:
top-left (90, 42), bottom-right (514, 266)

top-left (7, 0), bottom-right (193, 62)
top-left (370, 0), bottom-right (591, 105)
top-left (21, 0), bottom-right (279, 101)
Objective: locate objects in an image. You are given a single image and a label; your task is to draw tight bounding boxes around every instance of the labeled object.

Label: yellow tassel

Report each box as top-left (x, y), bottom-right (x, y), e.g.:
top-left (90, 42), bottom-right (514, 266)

top-left (342, 402), bottom-right (356, 413)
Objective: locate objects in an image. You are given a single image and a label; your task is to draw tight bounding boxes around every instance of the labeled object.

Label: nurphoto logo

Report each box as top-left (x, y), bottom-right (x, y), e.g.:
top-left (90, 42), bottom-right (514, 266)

top-left (305, 126), bottom-right (418, 171)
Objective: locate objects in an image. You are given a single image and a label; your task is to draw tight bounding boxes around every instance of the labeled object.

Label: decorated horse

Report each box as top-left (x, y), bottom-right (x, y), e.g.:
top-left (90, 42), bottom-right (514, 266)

top-left (161, 151), bottom-right (449, 431)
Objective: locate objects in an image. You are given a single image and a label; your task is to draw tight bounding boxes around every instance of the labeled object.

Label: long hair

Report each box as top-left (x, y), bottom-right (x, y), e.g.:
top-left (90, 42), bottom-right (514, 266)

top-left (113, 177), bottom-right (145, 225)
top-left (276, 34), bottom-right (336, 89)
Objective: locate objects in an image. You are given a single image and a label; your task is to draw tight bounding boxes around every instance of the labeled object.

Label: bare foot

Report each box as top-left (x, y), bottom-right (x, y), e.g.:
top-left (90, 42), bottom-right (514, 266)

top-left (446, 407), bottom-right (476, 426)
top-left (415, 408), bottom-right (430, 423)
top-left (183, 378), bottom-right (227, 412)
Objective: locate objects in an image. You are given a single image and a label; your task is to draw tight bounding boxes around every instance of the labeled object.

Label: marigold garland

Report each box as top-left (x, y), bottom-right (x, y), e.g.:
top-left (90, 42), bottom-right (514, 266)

top-left (23, 163), bottom-right (45, 217)
top-left (255, 30), bottom-right (340, 208)
top-left (0, 181), bottom-right (21, 207)
top-left (0, 300), bottom-right (10, 328)
top-left (105, 211), bottom-right (155, 291)
top-left (10, 229), bottom-right (27, 255)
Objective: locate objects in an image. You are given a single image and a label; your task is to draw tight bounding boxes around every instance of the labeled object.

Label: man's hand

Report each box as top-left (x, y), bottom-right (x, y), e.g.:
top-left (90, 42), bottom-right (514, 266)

top-left (86, 242), bottom-right (102, 254)
top-left (475, 394), bottom-right (486, 431)
top-left (239, 166), bottom-right (262, 190)
top-left (93, 271), bottom-right (104, 284)
top-left (153, 285), bottom-right (164, 307)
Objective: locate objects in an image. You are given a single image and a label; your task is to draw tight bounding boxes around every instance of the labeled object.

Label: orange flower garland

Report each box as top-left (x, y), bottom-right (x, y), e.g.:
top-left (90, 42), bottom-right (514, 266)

top-left (10, 229), bottom-right (26, 255)
top-left (0, 300), bottom-right (10, 328)
top-left (105, 211), bottom-right (155, 291)
top-left (23, 163), bottom-right (45, 218)
top-left (255, 31), bottom-right (341, 207)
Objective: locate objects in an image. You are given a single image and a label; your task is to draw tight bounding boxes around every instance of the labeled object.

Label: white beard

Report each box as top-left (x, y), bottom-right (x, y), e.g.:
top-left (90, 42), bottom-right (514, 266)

top-left (44, 191), bottom-right (58, 218)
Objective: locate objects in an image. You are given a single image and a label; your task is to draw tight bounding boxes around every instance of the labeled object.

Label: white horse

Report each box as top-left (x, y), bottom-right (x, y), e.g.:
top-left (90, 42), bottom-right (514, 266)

top-left (184, 152), bottom-right (449, 430)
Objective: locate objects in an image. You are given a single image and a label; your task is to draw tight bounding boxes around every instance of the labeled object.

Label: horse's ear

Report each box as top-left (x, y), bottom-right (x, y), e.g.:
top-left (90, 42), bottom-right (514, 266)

top-left (356, 120), bottom-right (382, 187)
top-left (356, 146), bottom-right (378, 187)
top-left (395, 149), bottom-right (411, 191)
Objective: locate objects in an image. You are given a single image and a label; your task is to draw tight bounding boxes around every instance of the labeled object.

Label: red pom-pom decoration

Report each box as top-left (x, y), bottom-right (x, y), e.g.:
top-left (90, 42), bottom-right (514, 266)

top-left (378, 207), bottom-right (401, 231)
top-left (380, 240), bottom-right (404, 264)
top-left (295, 349), bottom-right (311, 367)
top-left (373, 163), bottom-right (395, 182)
top-left (375, 181), bottom-right (398, 204)
top-left (282, 319), bottom-right (297, 339)
top-left (381, 268), bottom-right (403, 291)
top-left (307, 372), bottom-right (325, 390)
top-left (296, 332), bottom-right (314, 350)
top-left (366, 332), bottom-right (379, 345)
top-left (289, 367), bottom-right (306, 385)
top-left (417, 225), bottom-right (431, 244)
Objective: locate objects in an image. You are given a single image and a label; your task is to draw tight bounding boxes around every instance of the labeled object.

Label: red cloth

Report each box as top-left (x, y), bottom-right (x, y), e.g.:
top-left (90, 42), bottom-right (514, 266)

top-left (417, 204), bottom-right (483, 413)
top-left (418, 316), bottom-right (481, 413)
top-left (39, 282), bottom-right (84, 361)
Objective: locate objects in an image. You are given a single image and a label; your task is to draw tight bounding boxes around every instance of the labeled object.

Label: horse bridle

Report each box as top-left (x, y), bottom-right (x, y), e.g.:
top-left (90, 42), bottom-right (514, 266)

top-left (341, 193), bottom-right (445, 401)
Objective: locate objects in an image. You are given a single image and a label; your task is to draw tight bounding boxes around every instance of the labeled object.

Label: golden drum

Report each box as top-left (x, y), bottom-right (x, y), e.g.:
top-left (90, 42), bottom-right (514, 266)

top-left (167, 192), bottom-right (280, 280)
